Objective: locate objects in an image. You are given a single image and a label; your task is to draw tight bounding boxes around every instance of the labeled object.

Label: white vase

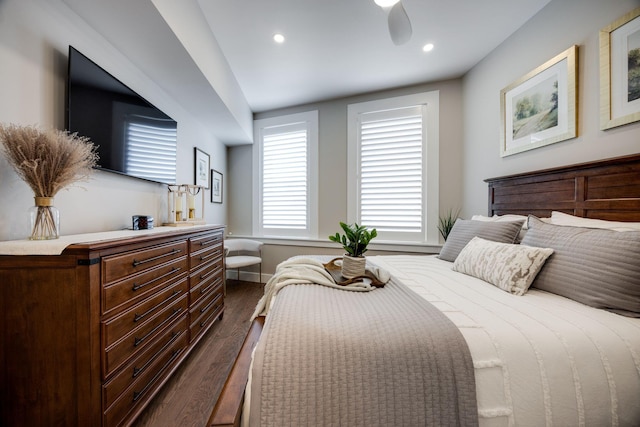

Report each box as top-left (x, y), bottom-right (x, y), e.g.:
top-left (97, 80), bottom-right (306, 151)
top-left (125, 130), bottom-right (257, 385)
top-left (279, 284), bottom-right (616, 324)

top-left (341, 255), bottom-right (366, 279)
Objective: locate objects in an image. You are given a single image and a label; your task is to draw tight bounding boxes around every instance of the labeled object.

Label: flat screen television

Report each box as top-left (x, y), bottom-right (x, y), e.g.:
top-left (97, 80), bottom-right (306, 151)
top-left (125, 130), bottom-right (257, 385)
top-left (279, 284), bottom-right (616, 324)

top-left (66, 46), bottom-right (177, 185)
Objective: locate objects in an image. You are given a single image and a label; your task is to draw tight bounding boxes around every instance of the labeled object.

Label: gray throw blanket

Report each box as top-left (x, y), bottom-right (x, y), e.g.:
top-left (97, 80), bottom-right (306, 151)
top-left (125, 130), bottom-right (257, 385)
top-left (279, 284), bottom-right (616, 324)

top-left (248, 259), bottom-right (479, 427)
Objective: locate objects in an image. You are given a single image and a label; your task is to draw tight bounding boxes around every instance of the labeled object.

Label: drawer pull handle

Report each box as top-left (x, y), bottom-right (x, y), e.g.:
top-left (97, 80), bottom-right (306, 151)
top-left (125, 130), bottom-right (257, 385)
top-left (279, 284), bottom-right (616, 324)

top-left (132, 331), bottom-right (181, 378)
top-left (199, 251), bottom-right (217, 261)
top-left (134, 308), bottom-right (182, 347)
top-left (198, 237), bottom-right (220, 247)
top-left (134, 290), bottom-right (183, 322)
top-left (132, 249), bottom-right (182, 267)
top-left (199, 305), bottom-right (222, 328)
top-left (200, 294), bottom-right (221, 314)
top-left (199, 268), bottom-right (217, 281)
top-left (200, 277), bottom-right (222, 295)
top-left (133, 349), bottom-right (182, 402)
top-left (132, 267), bottom-right (181, 291)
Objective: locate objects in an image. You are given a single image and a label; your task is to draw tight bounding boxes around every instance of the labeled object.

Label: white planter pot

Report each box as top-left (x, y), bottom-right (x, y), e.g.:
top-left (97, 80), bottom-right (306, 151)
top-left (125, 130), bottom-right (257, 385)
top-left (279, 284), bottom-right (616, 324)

top-left (341, 255), bottom-right (366, 279)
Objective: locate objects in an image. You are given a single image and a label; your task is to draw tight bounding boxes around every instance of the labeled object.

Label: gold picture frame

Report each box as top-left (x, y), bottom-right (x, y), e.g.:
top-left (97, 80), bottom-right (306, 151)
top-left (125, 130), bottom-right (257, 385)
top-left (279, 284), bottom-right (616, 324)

top-left (599, 7), bottom-right (640, 130)
top-left (500, 45), bottom-right (578, 157)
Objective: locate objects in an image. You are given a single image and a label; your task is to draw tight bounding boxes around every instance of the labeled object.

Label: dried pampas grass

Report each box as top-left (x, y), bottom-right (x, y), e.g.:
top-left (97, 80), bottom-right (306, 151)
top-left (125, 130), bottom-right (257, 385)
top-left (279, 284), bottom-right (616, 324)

top-left (0, 123), bottom-right (99, 197)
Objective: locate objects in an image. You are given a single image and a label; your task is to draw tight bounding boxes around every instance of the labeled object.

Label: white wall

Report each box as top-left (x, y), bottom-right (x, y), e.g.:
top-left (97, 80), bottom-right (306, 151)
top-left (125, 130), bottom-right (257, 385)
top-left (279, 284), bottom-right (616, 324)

top-left (462, 0), bottom-right (640, 217)
top-left (0, 0), bottom-right (227, 241)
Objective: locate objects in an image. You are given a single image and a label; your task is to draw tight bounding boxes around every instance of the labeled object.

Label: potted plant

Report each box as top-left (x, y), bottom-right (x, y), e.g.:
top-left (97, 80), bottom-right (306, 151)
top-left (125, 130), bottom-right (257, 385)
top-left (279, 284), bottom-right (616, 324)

top-left (329, 222), bottom-right (377, 278)
top-left (438, 208), bottom-right (460, 241)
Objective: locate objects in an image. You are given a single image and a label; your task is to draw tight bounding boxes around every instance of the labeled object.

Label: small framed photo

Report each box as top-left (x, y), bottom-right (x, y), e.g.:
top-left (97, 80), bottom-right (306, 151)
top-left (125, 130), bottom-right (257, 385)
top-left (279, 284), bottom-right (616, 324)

top-left (194, 147), bottom-right (210, 189)
top-left (600, 7), bottom-right (640, 130)
top-left (211, 169), bottom-right (223, 203)
top-left (500, 45), bottom-right (578, 157)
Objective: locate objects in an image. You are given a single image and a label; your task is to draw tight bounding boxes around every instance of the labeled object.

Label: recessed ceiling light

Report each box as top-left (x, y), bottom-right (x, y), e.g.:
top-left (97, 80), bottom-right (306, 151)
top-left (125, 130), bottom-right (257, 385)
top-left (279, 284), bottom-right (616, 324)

top-left (273, 33), bottom-right (285, 44)
top-left (374, 0), bottom-right (400, 7)
top-left (422, 43), bottom-right (434, 52)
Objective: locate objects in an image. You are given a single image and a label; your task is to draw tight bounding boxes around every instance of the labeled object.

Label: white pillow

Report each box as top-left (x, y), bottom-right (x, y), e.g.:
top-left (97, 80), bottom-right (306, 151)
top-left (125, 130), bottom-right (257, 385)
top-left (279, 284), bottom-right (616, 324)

top-left (452, 236), bottom-right (554, 296)
top-left (549, 211), bottom-right (640, 232)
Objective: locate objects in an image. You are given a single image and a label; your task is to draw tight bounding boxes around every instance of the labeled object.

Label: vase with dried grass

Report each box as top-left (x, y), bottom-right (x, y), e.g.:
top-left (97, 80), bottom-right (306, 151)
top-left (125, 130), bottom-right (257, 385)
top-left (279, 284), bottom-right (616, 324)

top-left (0, 124), bottom-right (98, 240)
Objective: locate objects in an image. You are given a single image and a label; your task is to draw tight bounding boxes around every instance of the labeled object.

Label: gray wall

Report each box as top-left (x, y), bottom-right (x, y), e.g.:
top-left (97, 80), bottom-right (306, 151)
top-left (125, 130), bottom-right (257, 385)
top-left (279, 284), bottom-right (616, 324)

top-left (462, 0), bottom-right (640, 217)
top-left (0, 0), bottom-right (228, 241)
top-left (228, 79), bottom-right (464, 276)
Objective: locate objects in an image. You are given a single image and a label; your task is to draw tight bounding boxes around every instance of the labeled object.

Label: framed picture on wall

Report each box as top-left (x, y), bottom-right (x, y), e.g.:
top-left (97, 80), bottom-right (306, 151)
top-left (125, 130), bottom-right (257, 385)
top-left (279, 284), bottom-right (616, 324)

top-left (194, 147), bottom-right (210, 189)
top-left (500, 45), bottom-right (578, 157)
top-left (211, 169), bottom-right (223, 203)
top-left (600, 7), bottom-right (640, 130)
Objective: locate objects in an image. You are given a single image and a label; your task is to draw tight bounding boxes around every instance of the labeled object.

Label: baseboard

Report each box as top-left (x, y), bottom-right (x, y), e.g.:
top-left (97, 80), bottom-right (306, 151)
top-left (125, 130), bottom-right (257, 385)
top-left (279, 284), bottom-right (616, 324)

top-left (225, 270), bottom-right (272, 283)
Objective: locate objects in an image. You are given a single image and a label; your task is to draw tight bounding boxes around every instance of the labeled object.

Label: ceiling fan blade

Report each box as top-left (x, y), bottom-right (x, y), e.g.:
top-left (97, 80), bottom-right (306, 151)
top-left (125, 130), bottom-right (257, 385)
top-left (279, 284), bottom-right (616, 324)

top-left (387, 1), bottom-right (412, 45)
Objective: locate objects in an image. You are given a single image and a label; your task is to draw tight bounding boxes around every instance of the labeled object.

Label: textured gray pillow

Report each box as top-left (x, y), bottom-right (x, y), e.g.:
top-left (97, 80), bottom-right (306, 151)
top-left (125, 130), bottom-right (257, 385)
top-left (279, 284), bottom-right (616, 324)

top-left (453, 237), bottom-right (553, 295)
top-left (522, 215), bottom-right (640, 317)
top-left (438, 219), bottom-right (524, 262)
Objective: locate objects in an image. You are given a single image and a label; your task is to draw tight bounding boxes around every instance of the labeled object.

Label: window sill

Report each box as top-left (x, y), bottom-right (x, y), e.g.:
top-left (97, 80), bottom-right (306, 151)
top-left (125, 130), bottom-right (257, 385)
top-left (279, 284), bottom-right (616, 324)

top-left (225, 233), bottom-right (442, 254)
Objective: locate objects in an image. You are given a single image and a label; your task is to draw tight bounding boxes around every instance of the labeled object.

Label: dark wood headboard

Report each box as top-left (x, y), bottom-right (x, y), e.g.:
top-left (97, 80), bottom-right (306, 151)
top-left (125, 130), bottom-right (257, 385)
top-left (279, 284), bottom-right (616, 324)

top-left (485, 153), bottom-right (640, 222)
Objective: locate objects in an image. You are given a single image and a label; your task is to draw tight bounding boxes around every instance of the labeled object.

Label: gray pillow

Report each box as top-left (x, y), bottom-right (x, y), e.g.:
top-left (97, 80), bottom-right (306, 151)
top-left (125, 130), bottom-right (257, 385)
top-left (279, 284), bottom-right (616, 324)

top-left (438, 219), bottom-right (523, 262)
top-left (522, 216), bottom-right (640, 317)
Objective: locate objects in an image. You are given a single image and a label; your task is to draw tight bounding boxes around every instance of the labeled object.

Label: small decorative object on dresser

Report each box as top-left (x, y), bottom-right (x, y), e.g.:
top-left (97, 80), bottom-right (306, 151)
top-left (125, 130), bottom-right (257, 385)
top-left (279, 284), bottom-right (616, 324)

top-left (329, 222), bottom-right (377, 278)
top-left (165, 184), bottom-right (206, 226)
top-left (0, 123), bottom-right (98, 240)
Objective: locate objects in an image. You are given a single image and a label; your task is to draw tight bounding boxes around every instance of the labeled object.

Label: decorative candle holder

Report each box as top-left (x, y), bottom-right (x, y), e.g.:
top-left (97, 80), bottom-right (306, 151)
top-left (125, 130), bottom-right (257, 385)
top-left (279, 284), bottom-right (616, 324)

top-left (164, 184), bottom-right (206, 226)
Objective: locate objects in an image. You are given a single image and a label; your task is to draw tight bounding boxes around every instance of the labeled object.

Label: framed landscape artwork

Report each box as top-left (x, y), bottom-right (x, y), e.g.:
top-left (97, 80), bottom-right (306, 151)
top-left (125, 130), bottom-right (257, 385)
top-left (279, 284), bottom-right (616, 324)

top-left (600, 7), bottom-right (640, 130)
top-left (211, 169), bottom-right (223, 204)
top-left (500, 45), bottom-right (578, 157)
top-left (194, 147), bottom-right (210, 189)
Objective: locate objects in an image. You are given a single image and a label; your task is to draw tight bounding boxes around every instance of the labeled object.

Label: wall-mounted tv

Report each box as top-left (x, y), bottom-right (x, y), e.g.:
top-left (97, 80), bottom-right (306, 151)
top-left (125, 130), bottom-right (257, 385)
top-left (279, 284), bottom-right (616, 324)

top-left (66, 46), bottom-right (177, 185)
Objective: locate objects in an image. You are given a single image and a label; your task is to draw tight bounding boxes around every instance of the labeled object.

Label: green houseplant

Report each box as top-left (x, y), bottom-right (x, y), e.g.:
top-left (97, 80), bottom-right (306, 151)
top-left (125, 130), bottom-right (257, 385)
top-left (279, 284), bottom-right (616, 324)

top-left (329, 222), bottom-right (377, 278)
top-left (438, 208), bottom-right (460, 241)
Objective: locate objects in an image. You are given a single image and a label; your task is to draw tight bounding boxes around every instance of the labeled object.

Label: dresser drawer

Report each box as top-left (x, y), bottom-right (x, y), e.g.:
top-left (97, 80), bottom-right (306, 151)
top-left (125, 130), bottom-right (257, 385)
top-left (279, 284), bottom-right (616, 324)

top-left (103, 240), bottom-right (188, 285)
top-left (189, 232), bottom-right (223, 270)
top-left (103, 320), bottom-right (188, 409)
top-left (190, 290), bottom-right (223, 340)
top-left (103, 256), bottom-right (188, 315)
top-left (190, 257), bottom-right (223, 295)
top-left (103, 278), bottom-right (188, 349)
top-left (103, 329), bottom-right (187, 427)
top-left (189, 231), bottom-right (223, 255)
top-left (103, 293), bottom-right (188, 378)
top-left (189, 244), bottom-right (222, 273)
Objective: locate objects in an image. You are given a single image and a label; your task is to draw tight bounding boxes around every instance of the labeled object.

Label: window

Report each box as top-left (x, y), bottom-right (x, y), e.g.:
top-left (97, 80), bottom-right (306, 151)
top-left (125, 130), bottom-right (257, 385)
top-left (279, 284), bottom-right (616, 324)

top-left (347, 92), bottom-right (439, 243)
top-left (253, 111), bottom-right (318, 238)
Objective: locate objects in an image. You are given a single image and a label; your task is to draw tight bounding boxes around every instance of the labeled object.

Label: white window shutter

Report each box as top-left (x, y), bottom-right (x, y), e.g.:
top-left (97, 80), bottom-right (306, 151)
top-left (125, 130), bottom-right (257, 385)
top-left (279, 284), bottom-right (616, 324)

top-left (262, 129), bottom-right (308, 229)
top-left (253, 110), bottom-right (318, 238)
top-left (359, 107), bottom-right (424, 234)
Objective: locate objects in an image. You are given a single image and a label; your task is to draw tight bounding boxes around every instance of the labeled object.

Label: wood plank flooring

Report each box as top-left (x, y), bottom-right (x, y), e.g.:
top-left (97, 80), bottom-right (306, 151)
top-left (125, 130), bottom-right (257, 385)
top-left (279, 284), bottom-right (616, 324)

top-left (132, 279), bottom-right (264, 427)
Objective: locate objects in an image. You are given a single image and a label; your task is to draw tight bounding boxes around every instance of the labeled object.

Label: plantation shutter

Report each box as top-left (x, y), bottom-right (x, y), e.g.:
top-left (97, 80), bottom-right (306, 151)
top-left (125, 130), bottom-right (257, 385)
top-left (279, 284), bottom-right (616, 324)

top-left (358, 106), bottom-right (424, 239)
top-left (261, 124), bottom-right (308, 230)
top-left (125, 116), bottom-right (177, 184)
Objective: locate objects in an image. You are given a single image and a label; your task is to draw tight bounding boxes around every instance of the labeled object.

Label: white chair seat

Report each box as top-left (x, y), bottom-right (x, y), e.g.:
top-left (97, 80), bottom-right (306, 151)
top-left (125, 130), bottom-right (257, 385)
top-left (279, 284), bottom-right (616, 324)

top-left (224, 238), bottom-right (263, 285)
top-left (225, 255), bottom-right (262, 269)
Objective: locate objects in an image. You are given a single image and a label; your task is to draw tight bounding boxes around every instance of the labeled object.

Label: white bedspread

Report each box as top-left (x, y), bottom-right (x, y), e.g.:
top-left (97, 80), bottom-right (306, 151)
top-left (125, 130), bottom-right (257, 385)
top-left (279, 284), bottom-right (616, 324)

top-left (368, 255), bottom-right (640, 427)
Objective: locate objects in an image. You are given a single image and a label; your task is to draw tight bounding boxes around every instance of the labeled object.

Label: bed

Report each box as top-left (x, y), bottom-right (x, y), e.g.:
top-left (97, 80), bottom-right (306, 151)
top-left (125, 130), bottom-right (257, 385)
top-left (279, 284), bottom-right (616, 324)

top-left (209, 153), bottom-right (640, 427)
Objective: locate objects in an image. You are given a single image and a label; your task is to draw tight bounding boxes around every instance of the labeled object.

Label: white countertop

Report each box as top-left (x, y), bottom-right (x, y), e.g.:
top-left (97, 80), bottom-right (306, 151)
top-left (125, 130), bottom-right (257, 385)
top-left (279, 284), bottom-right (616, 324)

top-left (0, 225), bottom-right (218, 256)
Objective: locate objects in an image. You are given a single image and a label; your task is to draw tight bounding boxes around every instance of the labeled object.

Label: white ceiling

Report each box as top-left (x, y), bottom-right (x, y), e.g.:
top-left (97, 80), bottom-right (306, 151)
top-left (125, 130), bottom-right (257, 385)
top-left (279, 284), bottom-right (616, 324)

top-left (61, 0), bottom-right (551, 143)
top-left (197, 0), bottom-right (551, 112)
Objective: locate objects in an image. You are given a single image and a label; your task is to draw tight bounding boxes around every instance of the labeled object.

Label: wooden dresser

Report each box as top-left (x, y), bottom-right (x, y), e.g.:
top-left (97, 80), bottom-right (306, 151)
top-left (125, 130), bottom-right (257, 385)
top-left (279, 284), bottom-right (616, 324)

top-left (0, 225), bottom-right (225, 426)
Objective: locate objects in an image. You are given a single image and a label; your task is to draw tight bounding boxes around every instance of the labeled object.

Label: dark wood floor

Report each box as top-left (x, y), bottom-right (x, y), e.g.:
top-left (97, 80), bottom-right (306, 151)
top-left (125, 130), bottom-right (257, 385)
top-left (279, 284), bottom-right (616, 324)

top-left (132, 279), bottom-right (264, 427)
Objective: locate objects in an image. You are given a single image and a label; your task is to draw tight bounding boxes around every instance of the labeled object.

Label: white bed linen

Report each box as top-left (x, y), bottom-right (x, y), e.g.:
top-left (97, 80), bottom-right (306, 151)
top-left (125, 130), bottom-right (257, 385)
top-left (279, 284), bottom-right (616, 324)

top-left (243, 255), bottom-right (640, 427)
